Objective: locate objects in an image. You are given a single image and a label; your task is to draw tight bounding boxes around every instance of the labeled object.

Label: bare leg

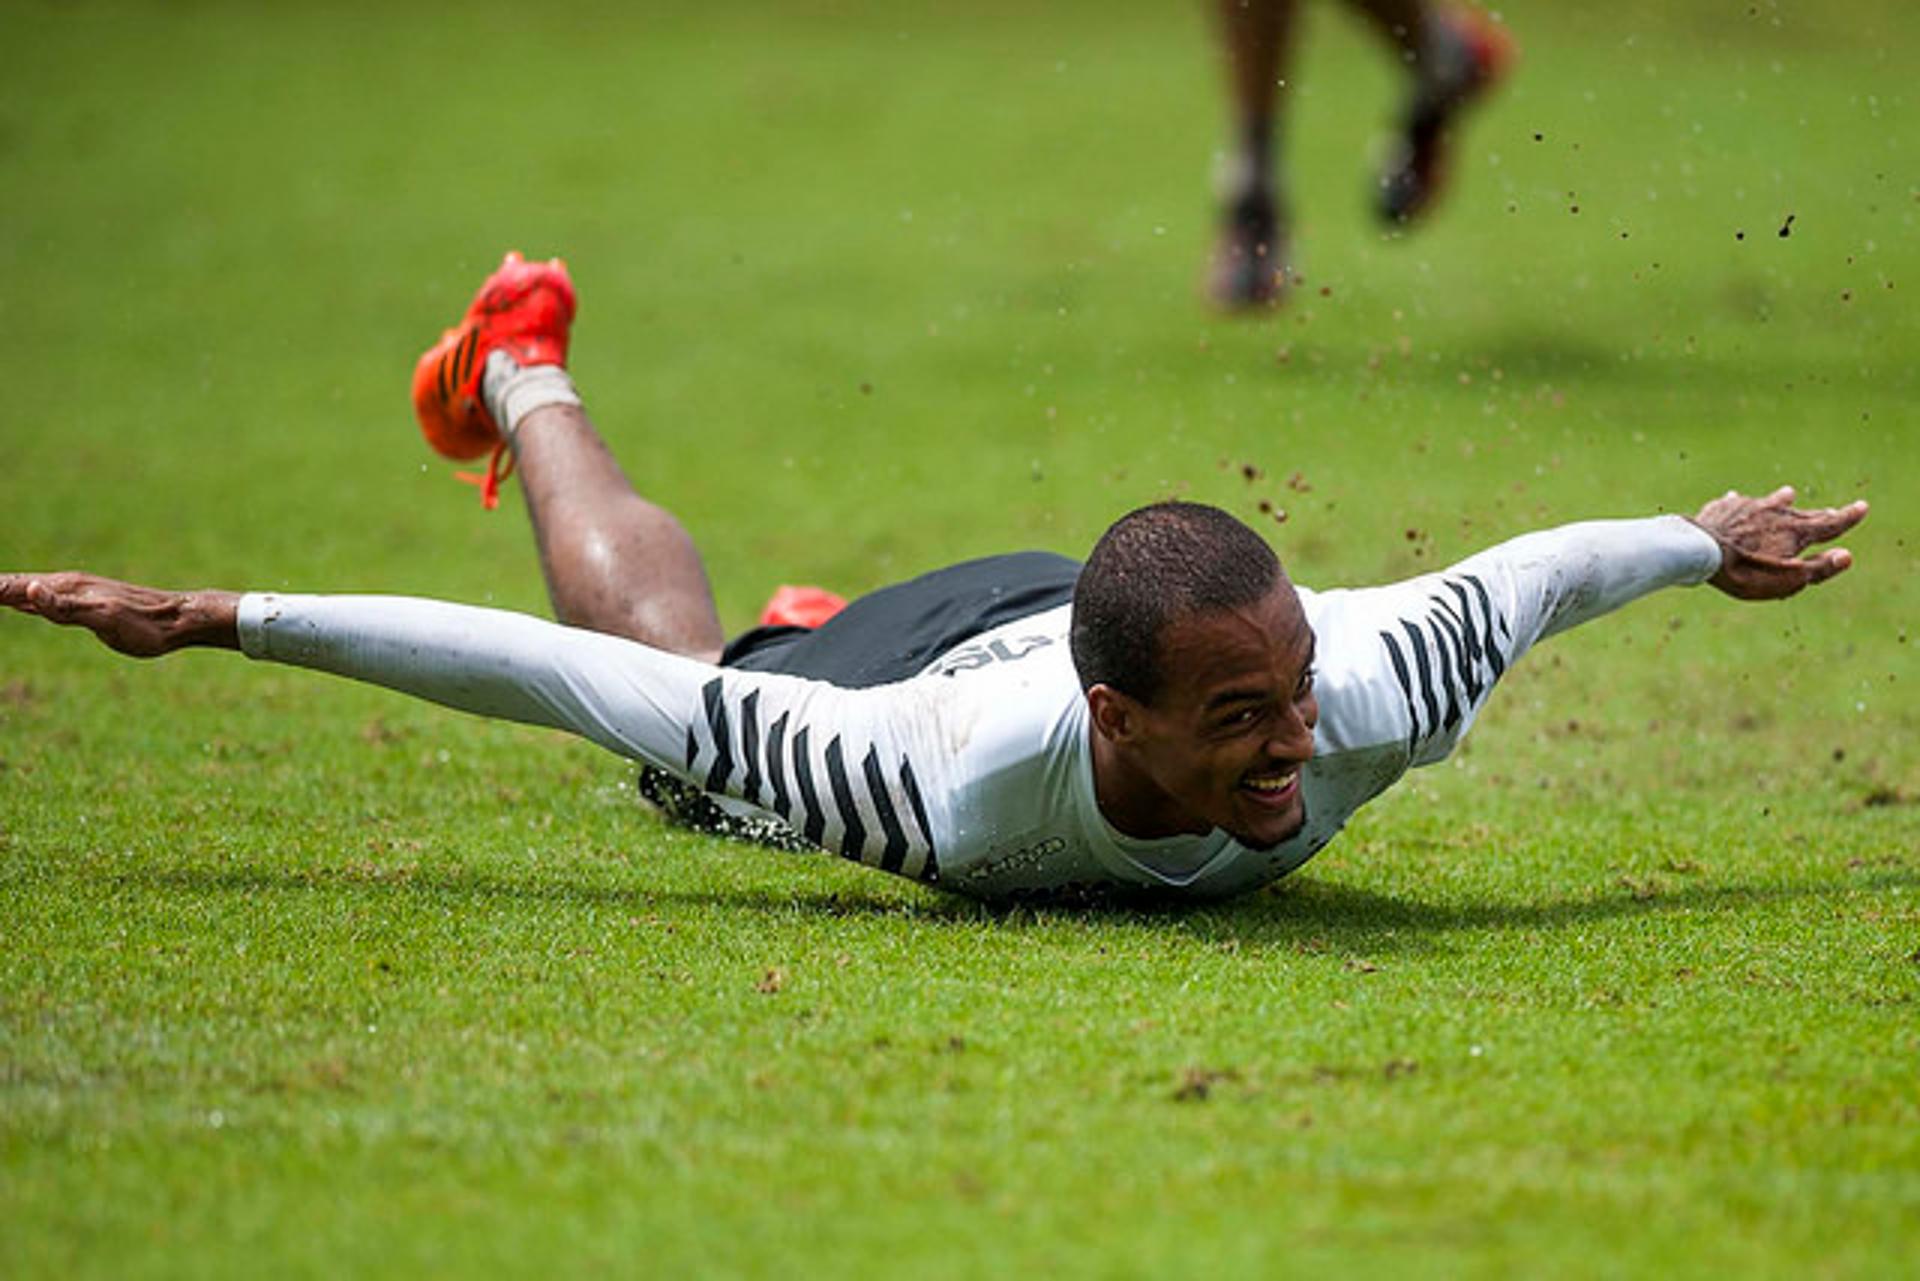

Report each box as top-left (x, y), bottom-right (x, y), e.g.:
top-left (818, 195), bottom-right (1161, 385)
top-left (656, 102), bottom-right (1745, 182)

top-left (1208, 0), bottom-right (1298, 308)
top-left (1217, 0), bottom-right (1295, 160)
top-left (509, 405), bottom-right (726, 662)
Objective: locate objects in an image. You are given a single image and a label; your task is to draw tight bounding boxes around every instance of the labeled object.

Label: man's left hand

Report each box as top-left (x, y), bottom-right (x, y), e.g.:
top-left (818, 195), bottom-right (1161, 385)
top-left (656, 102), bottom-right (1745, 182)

top-left (1691, 486), bottom-right (1868, 601)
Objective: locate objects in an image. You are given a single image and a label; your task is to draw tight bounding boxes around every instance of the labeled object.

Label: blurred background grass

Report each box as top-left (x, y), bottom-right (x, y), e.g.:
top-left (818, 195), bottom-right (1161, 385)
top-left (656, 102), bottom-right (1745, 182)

top-left (2, 1), bottom-right (1916, 1276)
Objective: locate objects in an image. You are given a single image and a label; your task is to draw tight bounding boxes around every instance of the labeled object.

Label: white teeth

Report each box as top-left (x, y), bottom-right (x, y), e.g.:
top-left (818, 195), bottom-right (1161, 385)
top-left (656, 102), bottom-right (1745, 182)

top-left (1242, 769), bottom-right (1299, 793)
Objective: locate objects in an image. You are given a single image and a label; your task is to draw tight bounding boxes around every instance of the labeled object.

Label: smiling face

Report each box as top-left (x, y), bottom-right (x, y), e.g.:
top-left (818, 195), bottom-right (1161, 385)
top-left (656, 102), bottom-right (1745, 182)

top-left (1087, 580), bottom-right (1319, 850)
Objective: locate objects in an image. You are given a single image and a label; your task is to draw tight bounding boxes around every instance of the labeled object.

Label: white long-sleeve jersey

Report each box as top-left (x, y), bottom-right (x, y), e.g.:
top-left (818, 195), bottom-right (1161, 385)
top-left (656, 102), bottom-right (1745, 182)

top-left (236, 515), bottom-right (1722, 900)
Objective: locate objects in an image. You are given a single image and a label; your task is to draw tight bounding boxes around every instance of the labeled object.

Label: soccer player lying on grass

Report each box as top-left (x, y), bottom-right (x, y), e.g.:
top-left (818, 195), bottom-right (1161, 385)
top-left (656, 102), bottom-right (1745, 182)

top-left (1, 256), bottom-right (1867, 903)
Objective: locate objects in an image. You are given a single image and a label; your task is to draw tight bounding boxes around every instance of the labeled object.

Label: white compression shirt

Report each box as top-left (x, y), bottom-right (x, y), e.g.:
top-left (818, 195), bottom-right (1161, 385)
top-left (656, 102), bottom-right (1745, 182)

top-left (236, 515), bottom-right (1722, 901)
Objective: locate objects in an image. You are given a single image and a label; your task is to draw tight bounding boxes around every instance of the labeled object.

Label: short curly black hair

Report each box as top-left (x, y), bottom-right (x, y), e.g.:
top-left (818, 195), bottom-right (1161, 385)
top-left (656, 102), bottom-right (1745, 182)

top-left (1069, 501), bottom-right (1283, 705)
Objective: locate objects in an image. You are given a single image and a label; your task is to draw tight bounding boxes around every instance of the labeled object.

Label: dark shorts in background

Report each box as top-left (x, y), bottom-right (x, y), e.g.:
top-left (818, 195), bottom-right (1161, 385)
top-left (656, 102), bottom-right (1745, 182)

top-left (720, 551), bottom-right (1080, 688)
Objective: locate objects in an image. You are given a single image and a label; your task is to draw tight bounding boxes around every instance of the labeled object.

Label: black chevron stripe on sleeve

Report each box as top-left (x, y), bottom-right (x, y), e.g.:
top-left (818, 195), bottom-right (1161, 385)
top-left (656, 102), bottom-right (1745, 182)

top-left (823, 736), bottom-right (867, 860)
top-left (1380, 629), bottom-right (1419, 756)
top-left (862, 746), bottom-right (910, 874)
top-left (677, 681), bottom-right (940, 880)
top-left (1443, 581), bottom-right (1487, 695)
top-left (792, 725), bottom-right (826, 845)
top-left (1425, 615), bottom-right (1463, 730)
top-left (765, 712), bottom-right (790, 818)
top-left (899, 758), bottom-right (938, 882)
top-left (739, 691), bottom-right (763, 805)
top-left (1380, 573), bottom-right (1514, 755)
top-left (1431, 592), bottom-right (1481, 706)
top-left (701, 677), bottom-right (734, 793)
top-left (1399, 618), bottom-right (1442, 732)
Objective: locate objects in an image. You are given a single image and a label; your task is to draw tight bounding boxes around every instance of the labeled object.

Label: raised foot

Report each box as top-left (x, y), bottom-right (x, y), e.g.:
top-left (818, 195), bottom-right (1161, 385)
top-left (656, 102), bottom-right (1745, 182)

top-left (410, 252), bottom-right (578, 509)
top-left (1376, 8), bottom-right (1516, 227)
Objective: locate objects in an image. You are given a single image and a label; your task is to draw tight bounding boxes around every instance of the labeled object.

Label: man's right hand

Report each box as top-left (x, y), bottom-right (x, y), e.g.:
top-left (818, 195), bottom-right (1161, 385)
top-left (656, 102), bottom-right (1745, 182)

top-left (0, 573), bottom-right (240, 657)
top-left (1690, 486), bottom-right (1868, 601)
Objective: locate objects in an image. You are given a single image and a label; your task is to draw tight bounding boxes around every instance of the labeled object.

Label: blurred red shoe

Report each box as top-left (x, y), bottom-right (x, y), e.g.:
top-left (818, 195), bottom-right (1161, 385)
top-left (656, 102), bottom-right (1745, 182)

top-left (759, 585), bottom-right (848, 629)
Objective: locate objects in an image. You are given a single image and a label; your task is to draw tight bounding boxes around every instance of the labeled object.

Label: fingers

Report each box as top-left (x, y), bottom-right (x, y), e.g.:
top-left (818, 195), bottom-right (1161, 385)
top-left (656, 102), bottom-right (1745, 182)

top-left (1741, 544), bottom-right (1854, 598)
top-left (4, 573), bottom-right (76, 599)
top-left (20, 577), bottom-right (74, 623)
top-left (2, 574), bottom-right (99, 626)
top-left (1696, 487), bottom-right (1869, 568)
top-left (1710, 486), bottom-right (1863, 518)
top-left (1793, 499), bottom-right (1870, 544)
top-left (1772, 548), bottom-right (1852, 598)
top-left (1803, 547), bottom-right (1853, 587)
top-left (0, 574), bottom-right (52, 616)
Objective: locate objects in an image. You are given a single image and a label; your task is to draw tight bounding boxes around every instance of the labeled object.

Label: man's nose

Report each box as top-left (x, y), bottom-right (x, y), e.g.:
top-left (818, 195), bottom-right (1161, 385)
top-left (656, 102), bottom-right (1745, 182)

top-left (1268, 702), bottom-right (1315, 761)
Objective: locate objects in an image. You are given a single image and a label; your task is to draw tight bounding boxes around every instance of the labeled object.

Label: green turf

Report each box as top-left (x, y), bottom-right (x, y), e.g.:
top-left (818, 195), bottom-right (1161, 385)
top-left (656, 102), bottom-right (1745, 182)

top-left (3, 0), bottom-right (1917, 1275)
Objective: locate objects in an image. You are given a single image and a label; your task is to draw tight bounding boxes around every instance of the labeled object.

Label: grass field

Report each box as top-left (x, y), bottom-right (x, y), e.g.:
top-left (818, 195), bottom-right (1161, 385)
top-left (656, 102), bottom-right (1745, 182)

top-left (3, 1), bottom-right (1917, 1275)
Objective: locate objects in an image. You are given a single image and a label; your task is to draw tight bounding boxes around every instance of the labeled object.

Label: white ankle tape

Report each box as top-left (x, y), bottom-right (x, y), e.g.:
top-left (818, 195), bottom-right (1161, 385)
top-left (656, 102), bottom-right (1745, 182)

top-left (482, 350), bottom-right (582, 438)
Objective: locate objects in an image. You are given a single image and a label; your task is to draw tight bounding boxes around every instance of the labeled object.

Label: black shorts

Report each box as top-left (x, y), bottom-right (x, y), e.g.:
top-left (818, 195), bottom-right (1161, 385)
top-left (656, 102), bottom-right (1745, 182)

top-left (720, 551), bottom-right (1081, 688)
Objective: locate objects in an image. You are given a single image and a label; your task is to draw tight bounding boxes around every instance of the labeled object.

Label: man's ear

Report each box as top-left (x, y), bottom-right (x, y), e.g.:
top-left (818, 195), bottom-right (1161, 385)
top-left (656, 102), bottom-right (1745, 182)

top-left (1086, 683), bottom-right (1139, 744)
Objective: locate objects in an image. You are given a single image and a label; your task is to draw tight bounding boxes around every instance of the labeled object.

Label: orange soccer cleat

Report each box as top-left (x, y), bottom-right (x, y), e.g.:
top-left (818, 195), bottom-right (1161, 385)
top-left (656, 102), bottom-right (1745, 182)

top-left (411, 252), bottom-right (577, 508)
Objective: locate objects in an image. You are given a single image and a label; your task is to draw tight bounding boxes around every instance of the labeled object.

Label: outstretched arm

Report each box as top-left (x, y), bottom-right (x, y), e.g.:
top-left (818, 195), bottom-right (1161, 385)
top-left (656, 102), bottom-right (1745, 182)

top-left (1486, 484), bottom-right (1866, 647)
top-left (1312, 486), bottom-right (1867, 767)
top-left (1, 575), bottom-right (950, 881)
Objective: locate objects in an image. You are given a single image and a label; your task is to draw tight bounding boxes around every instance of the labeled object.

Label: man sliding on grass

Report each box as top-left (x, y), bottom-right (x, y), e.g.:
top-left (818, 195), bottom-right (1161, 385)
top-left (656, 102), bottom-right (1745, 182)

top-left (2, 255), bottom-right (1867, 903)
